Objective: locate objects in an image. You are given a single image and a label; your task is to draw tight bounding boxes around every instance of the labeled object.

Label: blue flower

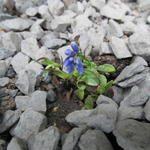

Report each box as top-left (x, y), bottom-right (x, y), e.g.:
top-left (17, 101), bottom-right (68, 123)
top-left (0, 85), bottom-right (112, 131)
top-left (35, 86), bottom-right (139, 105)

top-left (71, 42), bottom-right (79, 52)
top-left (64, 57), bottom-right (74, 73)
top-left (65, 49), bottom-right (75, 56)
top-left (64, 42), bottom-right (83, 74)
top-left (75, 57), bottom-right (84, 74)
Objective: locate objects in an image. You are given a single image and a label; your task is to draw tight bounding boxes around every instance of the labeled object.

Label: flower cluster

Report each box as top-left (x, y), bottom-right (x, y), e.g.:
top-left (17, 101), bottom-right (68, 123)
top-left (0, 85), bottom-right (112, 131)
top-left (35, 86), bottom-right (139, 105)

top-left (63, 42), bottom-right (84, 74)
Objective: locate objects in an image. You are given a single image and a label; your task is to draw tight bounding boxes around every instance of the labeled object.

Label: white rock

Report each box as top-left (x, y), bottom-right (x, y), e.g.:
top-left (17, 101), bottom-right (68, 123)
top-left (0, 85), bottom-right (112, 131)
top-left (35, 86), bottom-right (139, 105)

top-left (138, 0), bottom-right (150, 11)
top-left (16, 70), bottom-right (37, 95)
top-left (30, 20), bottom-right (44, 40)
top-left (110, 37), bottom-right (132, 59)
top-left (0, 32), bottom-right (21, 51)
top-left (25, 61), bottom-right (43, 76)
top-left (21, 37), bottom-right (40, 60)
top-left (99, 42), bottom-right (113, 55)
top-left (48, 0), bottom-right (64, 16)
top-left (0, 60), bottom-right (7, 77)
top-left (25, 7), bottom-right (38, 16)
top-left (101, 1), bottom-right (130, 20)
top-left (15, 90), bottom-right (47, 113)
top-left (144, 100), bottom-right (150, 121)
top-left (11, 109), bottom-right (47, 141)
top-left (14, 0), bottom-right (46, 13)
top-left (11, 52), bottom-right (30, 74)
top-left (90, 0), bottom-right (105, 11)
top-left (128, 32), bottom-right (150, 59)
top-left (7, 137), bottom-right (27, 150)
top-left (72, 14), bottom-right (93, 33)
top-left (38, 5), bottom-right (53, 21)
top-left (121, 21), bottom-right (136, 35)
top-left (0, 18), bottom-right (33, 31)
top-left (147, 16), bottom-right (150, 24)
top-left (0, 77), bottom-right (9, 87)
top-left (51, 10), bottom-right (76, 32)
top-left (36, 46), bottom-right (54, 61)
top-left (107, 19), bottom-right (123, 38)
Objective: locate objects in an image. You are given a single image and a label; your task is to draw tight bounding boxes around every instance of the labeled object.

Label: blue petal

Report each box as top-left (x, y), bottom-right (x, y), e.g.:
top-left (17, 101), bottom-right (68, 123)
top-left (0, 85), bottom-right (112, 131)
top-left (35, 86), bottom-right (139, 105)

top-left (65, 62), bottom-right (74, 73)
top-left (71, 42), bottom-right (78, 52)
top-left (75, 57), bottom-right (84, 74)
top-left (63, 57), bottom-right (70, 67)
top-left (65, 49), bottom-right (75, 56)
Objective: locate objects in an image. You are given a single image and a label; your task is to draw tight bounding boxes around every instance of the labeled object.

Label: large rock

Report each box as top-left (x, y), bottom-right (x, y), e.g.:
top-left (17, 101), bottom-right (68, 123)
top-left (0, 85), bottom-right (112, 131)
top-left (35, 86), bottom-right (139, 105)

top-left (110, 37), bottom-right (132, 59)
top-left (78, 129), bottom-right (113, 150)
top-left (16, 70), bottom-right (37, 95)
top-left (0, 18), bottom-right (33, 31)
top-left (7, 137), bottom-right (27, 150)
top-left (117, 72), bottom-right (146, 88)
top-left (14, 0), bottom-right (46, 13)
top-left (15, 90), bottom-right (47, 113)
top-left (66, 96), bottom-right (118, 133)
top-left (0, 110), bottom-right (21, 133)
top-left (138, 0), bottom-right (150, 11)
top-left (90, 0), bottom-right (105, 11)
top-left (48, 0), bottom-right (64, 16)
top-left (11, 109), bottom-right (47, 141)
top-left (113, 119), bottom-right (150, 150)
top-left (28, 126), bottom-right (60, 150)
top-left (114, 60), bottom-right (145, 84)
top-left (107, 19), bottom-right (123, 38)
top-left (51, 10), bottom-right (76, 32)
top-left (0, 77), bottom-right (9, 87)
top-left (128, 32), bottom-right (150, 59)
top-left (21, 37), bottom-right (40, 60)
top-left (122, 86), bottom-right (149, 106)
top-left (0, 32), bottom-right (22, 57)
top-left (101, 1), bottom-right (130, 20)
top-left (0, 60), bottom-right (7, 77)
top-left (62, 126), bottom-right (87, 150)
top-left (11, 52), bottom-right (30, 74)
top-left (144, 98), bottom-right (150, 121)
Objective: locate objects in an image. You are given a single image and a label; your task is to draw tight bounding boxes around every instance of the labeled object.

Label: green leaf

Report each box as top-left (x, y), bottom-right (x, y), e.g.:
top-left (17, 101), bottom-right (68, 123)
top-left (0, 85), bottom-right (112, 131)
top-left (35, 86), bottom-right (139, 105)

top-left (105, 80), bottom-right (113, 89)
top-left (53, 70), bottom-right (72, 79)
top-left (97, 64), bottom-right (116, 73)
top-left (84, 95), bottom-right (96, 109)
top-left (38, 57), bottom-right (61, 68)
top-left (99, 74), bottom-right (107, 87)
top-left (79, 70), bottom-right (99, 86)
top-left (97, 85), bottom-right (105, 94)
top-left (75, 88), bottom-right (84, 100)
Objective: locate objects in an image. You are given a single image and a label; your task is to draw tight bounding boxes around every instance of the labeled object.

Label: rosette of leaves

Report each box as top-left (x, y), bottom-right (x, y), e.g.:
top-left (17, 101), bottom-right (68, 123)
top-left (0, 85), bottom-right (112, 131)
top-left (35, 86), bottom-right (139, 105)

top-left (38, 42), bottom-right (115, 109)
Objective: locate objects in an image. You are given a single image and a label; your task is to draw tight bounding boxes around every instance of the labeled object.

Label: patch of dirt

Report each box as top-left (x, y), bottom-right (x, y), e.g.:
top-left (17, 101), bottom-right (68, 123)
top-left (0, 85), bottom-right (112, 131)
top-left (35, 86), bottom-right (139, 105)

top-left (46, 85), bottom-right (83, 133)
top-left (93, 55), bottom-right (132, 80)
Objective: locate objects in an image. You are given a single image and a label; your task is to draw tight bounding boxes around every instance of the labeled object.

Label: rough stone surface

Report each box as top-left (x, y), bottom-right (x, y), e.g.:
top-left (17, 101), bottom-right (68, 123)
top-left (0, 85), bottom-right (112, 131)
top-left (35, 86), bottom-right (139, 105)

top-left (11, 109), bottom-right (47, 141)
top-left (128, 32), bottom-right (150, 59)
top-left (90, 0), bottom-right (105, 11)
top-left (66, 96), bottom-right (118, 133)
top-left (14, 0), bottom-right (46, 13)
top-left (78, 129), bottom-right (113, 150)
top-left (0, 60), bottom-right (7, 77)
top-left (0, 77), bottom-right (9, 87)
top-left (48, 0), bottom-right (64, 16)
top-left (11, 52), bottom-right (30, 74)
top-left (7, 137), bottom-right (27, 150)
top-left (114, 119), bottom-right (150, 150)
top-left (110, 37), bottom-right (132, 59)
top-left (101, 1), bottom-right (130, 20)
top-left (0, 110), bottom-right (21, 133)
top-left (62, 126), bottom-right (87, 150)
top-left (21, 37), bottom-right (40, 60)
top-left (28, 126), bottom-right (60, 150)
top-left (107, 19), bottom-right (123, 38)
top-left (16, 70), bottom-right (37, 95)
top-left (0, 18), bottom-right (33, 31)
top-left (15, 90), bottom-right (47, 113)
top-left (144, 99), bottom-right (150, 121)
